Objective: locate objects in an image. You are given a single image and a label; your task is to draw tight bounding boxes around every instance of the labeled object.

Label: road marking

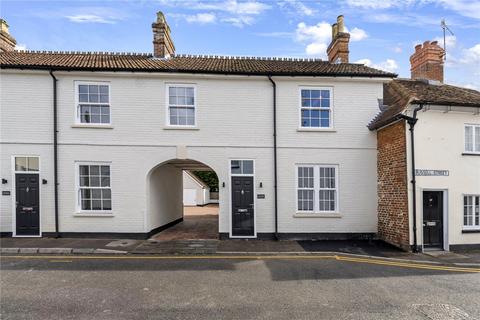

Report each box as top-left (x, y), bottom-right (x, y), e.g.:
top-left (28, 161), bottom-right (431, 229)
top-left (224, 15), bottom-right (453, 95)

top-left (2, 255), bottom-right (479, 273)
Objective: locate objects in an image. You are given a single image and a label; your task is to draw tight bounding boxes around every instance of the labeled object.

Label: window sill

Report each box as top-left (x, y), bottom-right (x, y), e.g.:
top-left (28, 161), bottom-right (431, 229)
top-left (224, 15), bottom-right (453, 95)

top-left (163, 126), bottom-right (199, 131)
top-left (297, 128), bottom-right (336, 132)
top-left (74, 212), bottom-right (114, 217)
top-left (293, 213), bottom-right (342, 218)
top-left (462, 152), bottom-right (480, 156)
top-left (71, 124), bottom-right (113, 129)
top-left (462, 229), bottom-right (480, 233)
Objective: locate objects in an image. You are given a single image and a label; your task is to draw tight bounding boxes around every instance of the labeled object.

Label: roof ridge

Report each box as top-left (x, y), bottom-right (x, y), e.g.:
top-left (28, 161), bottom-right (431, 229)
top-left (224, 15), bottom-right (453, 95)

top-left (172, 53), bottom-right (325, 62)
top-left (12, 50), bottom-right (152, 56)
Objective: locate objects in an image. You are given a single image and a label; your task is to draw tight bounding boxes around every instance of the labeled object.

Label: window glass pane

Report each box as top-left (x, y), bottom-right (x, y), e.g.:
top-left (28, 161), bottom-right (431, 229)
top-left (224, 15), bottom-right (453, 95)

top-left (99, 85), bottom-right (109, 95)
top-left (321, 90), bottom-right (330, 99)
top-left (311, 90), bottom-right (320, 98)
top-left (101, 166), bottom-right (110, 176)
top-left (89, 85), bottom-right (99, 94)
top-left (82, 200), bottom-right (91, 210)
top-left (15, 157), bottom-right (27, 171)
top-left (101, 114), bottom-right (110, 124)
top-left (101, 177), bottom-right (110, 187)
top-left (89, 94), bottom-right (99, 103)
top-left (92, 200), bottom-right (102, 210)
top-left (79, 94), bottom-right (89, 102)
top-left (79, 85), bottom-right (88, 94)
top-left (27, 157), bottom-right (39, 171)
top-left (475, 127), bottom-right (480, 152)
top-left (91, 106), bottom-right (101, 115)
top-left (311, 99), bottom-right (320, 108)
top-left (242, 160), bottom-right (254, 174)
top-left (301, 90), bottom-right (310, 98)
top-left (90, 176), bottom-right (100, 187)
top-left (465, 126), bottom-right (473, 152)
top-left (99, 94), bottom-right (109, 103)
top-left (92, 189), bottom-right (102, 199)
top-left (102, 189), bottom-right (111, 199)
top-left (321, 99), bottom-right (330, 108)
top-left (103, 200), bottom-right (112, 210)
top-left (81, 189), bottom-right (91, 199)
top-left (169, 87), bottom-right (176, 96)
top-left (186, 87), bottom-right (194, 98)
top-left (231, 160), bottom-right (241, 174)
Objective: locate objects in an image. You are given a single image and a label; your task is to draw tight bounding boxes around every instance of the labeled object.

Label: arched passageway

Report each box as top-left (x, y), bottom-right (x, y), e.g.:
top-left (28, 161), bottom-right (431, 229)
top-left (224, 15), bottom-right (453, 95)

top-left (147, 159), bottom-right (219, 240)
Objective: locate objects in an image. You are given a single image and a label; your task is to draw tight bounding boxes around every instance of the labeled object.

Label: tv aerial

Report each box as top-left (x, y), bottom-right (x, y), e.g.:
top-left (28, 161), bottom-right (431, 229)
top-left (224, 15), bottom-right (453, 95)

top-left (441, 19), bottom-right (454, 61)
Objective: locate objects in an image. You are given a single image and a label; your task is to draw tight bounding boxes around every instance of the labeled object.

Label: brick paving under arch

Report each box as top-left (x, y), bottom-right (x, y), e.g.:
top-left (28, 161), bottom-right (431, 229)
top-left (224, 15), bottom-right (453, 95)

top-left (151, 204), bottom-right (219, 241)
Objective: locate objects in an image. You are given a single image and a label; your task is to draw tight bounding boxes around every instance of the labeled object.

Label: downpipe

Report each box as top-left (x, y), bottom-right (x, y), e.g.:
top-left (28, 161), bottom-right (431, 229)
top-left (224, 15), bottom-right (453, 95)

top-left (49, 70), bottom-right (60, 238)
top-left (268, 76), bottom-right (279, 240)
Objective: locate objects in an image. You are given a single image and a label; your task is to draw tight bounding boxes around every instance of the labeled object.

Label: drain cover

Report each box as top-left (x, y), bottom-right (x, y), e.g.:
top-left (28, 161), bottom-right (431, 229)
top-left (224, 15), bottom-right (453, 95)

top-left (414, 304), bottom-right (471, 320)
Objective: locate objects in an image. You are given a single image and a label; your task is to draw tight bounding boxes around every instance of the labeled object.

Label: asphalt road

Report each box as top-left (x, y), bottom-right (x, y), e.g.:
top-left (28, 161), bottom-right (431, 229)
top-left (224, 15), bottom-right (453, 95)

top-left (1, 255), bottom-right (479, 320)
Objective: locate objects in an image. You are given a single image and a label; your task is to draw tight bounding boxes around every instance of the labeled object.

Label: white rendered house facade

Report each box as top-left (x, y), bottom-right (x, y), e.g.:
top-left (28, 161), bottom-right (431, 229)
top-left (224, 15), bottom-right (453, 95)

top-left (0, 67), bottom-right (391, 238)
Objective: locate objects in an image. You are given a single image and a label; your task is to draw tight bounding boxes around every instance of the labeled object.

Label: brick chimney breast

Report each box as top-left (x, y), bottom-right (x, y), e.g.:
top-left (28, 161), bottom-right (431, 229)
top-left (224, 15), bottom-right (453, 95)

top-left (327, 15), bottom-right (350, 63)
top-left (410, 40), bottom-right (445, 83)
top-left (152, 11), bottom-right (175, 58)
top-left (0, 19), bottom-right (17, 52)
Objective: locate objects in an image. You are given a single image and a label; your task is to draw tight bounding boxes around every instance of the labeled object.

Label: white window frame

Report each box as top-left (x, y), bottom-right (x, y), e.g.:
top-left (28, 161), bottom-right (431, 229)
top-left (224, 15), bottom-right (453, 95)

top-left (464, 124), bottom-right (480, 154)
top-left (74, 81), bottom-right (112, 126)
top-left (74, 161), bottom-right (113, 215)
top-left (295, 164), bottom-right (339, 214)
top-left (298, 87), bottom-right (334, 130)
top-left (463, 194), bottom-right (480, 230)
top-left (165, 83), bottom-right (197, 128)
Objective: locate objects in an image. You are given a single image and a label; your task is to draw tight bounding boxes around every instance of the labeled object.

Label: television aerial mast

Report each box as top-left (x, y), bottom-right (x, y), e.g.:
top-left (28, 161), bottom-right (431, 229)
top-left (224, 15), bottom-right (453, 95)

top-left (441, 19), bottom-right (454, 61)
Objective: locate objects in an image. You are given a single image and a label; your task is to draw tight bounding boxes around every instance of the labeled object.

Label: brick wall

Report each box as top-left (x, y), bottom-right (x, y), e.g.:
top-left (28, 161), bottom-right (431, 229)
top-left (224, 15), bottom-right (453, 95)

top-left (377, 120), bottom-right (410, 250)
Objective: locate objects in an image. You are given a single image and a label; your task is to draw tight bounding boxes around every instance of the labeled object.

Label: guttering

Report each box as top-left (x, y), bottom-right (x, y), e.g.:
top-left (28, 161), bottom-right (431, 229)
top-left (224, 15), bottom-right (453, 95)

top-left (399, 104), bottom-right (424, 253)
top-left (49, 70), bottom-right (60, 238)
top-left (268, 75), bottom-right (279, 240)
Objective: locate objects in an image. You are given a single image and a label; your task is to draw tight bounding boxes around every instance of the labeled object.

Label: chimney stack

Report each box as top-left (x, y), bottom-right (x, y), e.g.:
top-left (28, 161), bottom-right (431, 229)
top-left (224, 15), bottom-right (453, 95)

top-left (327, 15), bottom-right (350, 63)
top-left (0, 19), bottom-right (17, 52)
top-left (152, 11), bottom-right (175, 58)
top-left (410, 40), bottom-right (445, 83)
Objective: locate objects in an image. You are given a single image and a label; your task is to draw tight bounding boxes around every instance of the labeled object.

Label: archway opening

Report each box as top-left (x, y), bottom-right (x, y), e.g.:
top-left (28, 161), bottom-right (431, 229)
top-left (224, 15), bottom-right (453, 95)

top-left (147, 159), bottom-right (219, 240)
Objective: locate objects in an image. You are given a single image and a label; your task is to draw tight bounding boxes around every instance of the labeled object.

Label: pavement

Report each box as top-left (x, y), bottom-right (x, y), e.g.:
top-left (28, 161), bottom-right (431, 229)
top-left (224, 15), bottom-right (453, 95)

top-left (1, 254), bottom-right (479, 319)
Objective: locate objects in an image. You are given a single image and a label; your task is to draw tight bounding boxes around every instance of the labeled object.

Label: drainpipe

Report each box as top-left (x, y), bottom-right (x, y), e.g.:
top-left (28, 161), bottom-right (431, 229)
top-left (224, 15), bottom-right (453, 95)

top-left (49, 70), bottom-right (60, 238)
top-left (399, 104), bottom-right (424, 253)
top-left (268, 76), bottom-right (279, 240)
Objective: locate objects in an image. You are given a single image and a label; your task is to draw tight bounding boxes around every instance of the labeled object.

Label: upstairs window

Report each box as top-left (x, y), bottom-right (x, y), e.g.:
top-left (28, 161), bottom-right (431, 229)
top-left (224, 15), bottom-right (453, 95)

top-left (76, 82), bottom-right (111, 125)
top-left (300, 88), bottom-right (332, 129)
top-left (167, 85), bottom-right (196, 126)
top-left (465, 124), bottom-right (480, 153)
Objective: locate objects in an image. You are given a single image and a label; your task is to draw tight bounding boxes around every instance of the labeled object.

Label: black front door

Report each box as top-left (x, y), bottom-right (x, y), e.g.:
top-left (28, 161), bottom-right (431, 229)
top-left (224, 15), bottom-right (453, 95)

top-left (231, 176), bottom-right (254, 237)
top-left (16, 173), bottom-right (40, 236)
top-left (423, 191), bottom-right (443, 249)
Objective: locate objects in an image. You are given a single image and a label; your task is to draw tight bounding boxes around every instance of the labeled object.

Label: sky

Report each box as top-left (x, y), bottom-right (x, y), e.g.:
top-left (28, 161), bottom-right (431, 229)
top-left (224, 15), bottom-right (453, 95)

top-left (2, 0), bottom-right (479, 89)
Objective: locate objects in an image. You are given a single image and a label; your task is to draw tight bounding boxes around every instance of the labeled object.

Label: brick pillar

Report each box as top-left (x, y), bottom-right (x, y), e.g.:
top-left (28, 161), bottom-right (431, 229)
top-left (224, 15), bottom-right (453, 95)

top-left (327, 15), bottom-right (350, 63)
top-left (152, 11), bottom-right (175, 58)
top-left (410, 41), bottom-right (444, 83)
top-left (0, 19), bottom-right (17, 52)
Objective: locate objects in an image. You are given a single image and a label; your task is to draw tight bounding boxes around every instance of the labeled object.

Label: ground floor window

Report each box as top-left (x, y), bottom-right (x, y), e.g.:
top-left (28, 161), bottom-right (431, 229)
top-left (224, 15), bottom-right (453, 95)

top-left (77, 163), bottom-right (112, 212)
top-left (296, 164), bottom-right (338, 213)
top-left (464, 195), bottom-right (480, 229)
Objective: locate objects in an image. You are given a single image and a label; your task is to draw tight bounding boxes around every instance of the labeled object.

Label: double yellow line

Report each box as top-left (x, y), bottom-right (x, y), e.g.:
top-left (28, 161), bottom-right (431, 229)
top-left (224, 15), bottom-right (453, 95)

top-left (2, 254), bottom-right (479, 273)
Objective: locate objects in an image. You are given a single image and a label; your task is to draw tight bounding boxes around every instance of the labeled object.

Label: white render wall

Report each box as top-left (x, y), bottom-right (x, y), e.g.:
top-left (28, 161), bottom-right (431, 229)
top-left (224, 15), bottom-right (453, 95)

top-left (1, 69), bottom-right (384, 236)
top-left (406, 106), bottom-right (480, 248)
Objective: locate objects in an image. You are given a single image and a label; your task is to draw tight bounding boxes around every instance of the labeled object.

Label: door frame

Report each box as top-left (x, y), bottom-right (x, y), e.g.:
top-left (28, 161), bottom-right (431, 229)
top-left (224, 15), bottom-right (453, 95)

top-left (11, 155), bottom-right (42, 237)
top-left (228, 159), bottom-right (256, 239)
top-left (421, 188), bottom-right (449, 251)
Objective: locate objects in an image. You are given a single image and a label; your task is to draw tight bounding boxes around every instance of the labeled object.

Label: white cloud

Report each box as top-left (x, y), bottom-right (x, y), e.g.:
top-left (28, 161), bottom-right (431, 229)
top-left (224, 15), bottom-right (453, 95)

top-left (159, 0), bottom-right (270, 27)
top-left (437, 0), bottom-right (480, 20)
top-left (349, 27), bottom-right (368, 41)
top-left (295, 21), bottom-right (331, 58)
top-left (434, 35), bottom-right (456, 50)
top-left (393, 46), bottom-right (402, 53)
top-left (15, 44), bottom-right (27, 51)
top-left (344, 0), bottom-right (414, 9)
top-left (66, 14), bottom-right (118, 24)
top-left (460, 43), bottom-right (480, 75)
top-left (278, 0), bottom-right (315, 16)
top-left (185, 13), bottom-right (216, 24)
top-left (356, 58), bottom-right (399, 73)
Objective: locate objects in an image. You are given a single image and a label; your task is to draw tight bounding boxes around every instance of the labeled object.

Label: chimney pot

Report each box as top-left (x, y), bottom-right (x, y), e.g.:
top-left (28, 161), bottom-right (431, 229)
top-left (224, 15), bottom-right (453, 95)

top-left (410, 40), bottom-right (444, 83)
top-left (152, 11), bottom-right (175, 58)
top-left (0, 19), bottom-right (17, 52)
top-left (327, 15), bottom-right (350, 63)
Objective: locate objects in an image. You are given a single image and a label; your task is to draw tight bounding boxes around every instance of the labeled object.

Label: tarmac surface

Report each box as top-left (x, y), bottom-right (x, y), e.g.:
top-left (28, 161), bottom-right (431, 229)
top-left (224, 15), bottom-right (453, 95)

top-left (1, 254), bottom-right (479, 320)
